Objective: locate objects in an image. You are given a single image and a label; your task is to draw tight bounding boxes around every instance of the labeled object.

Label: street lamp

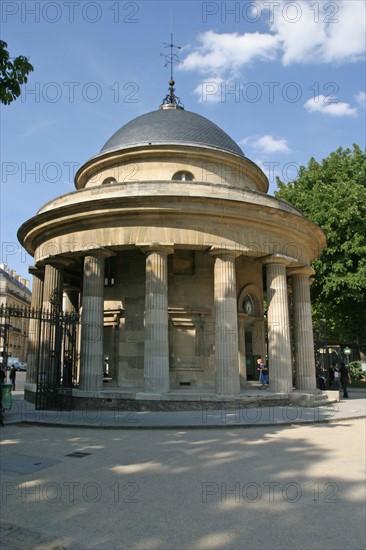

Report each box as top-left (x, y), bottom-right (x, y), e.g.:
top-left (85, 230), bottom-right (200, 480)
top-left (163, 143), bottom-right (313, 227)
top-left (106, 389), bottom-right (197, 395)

top-left (344, 346), bottom-right (351, 365)
top-left (320, 319), bottom-right (330, 388)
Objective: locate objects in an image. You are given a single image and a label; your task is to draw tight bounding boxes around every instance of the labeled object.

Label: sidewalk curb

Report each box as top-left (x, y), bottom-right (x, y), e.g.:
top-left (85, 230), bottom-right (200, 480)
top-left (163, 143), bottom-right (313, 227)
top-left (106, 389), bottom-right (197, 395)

top-left (1, 414), bottom-right (365, 430)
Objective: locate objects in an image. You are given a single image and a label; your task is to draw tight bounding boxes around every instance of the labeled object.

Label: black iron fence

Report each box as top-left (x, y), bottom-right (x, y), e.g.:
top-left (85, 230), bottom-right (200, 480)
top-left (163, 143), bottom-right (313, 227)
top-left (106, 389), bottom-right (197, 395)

top-left (0, 305), bottom-right (80, 410)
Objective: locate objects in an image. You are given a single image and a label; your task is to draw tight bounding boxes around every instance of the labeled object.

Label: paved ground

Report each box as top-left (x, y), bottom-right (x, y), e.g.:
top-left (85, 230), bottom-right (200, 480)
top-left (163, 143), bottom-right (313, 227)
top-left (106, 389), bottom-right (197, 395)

top-left (1, 379), bottom-right (365, 549)
top-left (1, 417), bottom-right (365, 549)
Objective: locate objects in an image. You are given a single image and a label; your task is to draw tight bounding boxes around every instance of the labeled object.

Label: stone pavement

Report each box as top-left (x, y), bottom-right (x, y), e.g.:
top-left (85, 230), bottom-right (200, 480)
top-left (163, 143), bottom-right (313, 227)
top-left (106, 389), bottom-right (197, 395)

top-left (1, 413), bottom-right (365, 549)
top-left (2, 388), bottom-right (365, 429)
top-left (0, 521), bottom-right (86, 550)
top-left (1, 387), bottom-right (365, 549)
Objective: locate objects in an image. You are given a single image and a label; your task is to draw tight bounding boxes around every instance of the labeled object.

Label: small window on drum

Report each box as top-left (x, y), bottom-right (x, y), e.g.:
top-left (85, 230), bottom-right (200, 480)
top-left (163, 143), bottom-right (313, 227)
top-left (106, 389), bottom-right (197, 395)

top-left (102, 177), bottom-right (117, 185)
top-left (172, 171), bottom-right (193, 181)
top-left (243, 297), bottom-right (254, 316)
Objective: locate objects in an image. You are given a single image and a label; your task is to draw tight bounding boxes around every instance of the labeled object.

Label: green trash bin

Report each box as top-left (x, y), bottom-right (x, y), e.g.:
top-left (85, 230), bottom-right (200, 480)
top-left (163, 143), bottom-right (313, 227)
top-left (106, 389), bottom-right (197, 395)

top-left (2, 384), bottom-right (13, 411)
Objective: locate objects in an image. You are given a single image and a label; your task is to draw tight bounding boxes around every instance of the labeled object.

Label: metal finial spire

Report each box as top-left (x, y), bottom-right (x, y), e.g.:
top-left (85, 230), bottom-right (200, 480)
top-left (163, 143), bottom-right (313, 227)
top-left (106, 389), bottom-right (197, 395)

top-left (160, 33), bottom-right (184, 109)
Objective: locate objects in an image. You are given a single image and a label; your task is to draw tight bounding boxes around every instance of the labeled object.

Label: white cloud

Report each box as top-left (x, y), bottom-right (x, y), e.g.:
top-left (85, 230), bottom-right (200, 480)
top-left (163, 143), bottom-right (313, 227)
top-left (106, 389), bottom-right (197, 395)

top-left (304, 95), bottom-right (357, 117)
top-left (181, 30), bottom-right (279, 77)
top-left (240, 135), bottom-right (291, 153)
top-left (317, 1), bottom-right (366, 64)
top-left (355, 91), bottom-right (366, 108)
top-left (181, 1), bottom-right (365, 79)
top-left (193, 77), bottom-right (225, 103)
top-left (262, 0), bottom-right (365, 65)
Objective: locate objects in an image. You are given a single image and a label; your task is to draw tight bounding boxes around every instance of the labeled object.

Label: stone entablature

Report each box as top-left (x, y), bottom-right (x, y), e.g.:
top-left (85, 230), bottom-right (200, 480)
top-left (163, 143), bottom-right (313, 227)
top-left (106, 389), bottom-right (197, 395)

top-left (19, 182), bottom-right (325, 269)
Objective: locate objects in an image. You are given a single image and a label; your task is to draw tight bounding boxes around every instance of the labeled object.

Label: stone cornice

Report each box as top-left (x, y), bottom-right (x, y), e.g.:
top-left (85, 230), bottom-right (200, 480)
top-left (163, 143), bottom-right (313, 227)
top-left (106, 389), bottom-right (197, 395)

top-left (18, 191), bottom-right (326, 266)
top-left (36, 181), bottom-right (299, 216)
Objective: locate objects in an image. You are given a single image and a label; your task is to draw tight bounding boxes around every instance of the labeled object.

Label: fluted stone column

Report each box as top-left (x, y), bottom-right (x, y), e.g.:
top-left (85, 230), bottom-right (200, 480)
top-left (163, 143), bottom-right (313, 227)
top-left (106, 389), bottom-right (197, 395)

top-left (26, 267), bottom-right (44, 384)
top-left (289, 267), bottom-right (317, 390)
top-left (42, 262), bottom-right (64, 311)
top-left (238, 317), bottom-right (247, 388)
top-left (40, 262), bottom-right (64, 385)
top-left (79, 252), bottom-right (107, 391)
top-left (62, 288), bottom-right (80, 387)
top-left (265, 256), bottom-right (292, 393)
top-left (142, 246), bottom-right (173, 394)
top-left (211, 249), bottom-right (240, 395)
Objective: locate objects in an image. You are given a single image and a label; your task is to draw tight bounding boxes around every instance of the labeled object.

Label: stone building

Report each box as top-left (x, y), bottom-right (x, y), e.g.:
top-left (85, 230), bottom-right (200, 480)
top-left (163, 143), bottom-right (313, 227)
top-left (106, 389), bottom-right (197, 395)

top-left (0, 263), bottom-right (31, 363)
top-left (18, 83), bottom-right (327, 408)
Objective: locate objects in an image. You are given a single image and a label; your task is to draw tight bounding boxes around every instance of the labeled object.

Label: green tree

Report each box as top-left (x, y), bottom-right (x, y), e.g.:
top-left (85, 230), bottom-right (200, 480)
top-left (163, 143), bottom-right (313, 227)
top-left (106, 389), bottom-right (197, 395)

top-left (0, 40), bottom-right (34, 105)
top-left (275, 144), bottom-right (366, 357)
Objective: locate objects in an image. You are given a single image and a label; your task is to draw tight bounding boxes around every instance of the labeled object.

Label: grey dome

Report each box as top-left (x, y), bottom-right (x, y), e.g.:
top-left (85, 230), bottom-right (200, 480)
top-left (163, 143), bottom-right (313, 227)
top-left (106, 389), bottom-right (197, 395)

top-left (100, 106), bottom-right (245, 158)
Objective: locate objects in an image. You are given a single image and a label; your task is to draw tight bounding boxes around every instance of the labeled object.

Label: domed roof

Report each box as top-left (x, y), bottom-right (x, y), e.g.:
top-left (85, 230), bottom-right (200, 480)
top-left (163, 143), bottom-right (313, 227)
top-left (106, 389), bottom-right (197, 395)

top-left (100, 106), bottom-right (245, 158)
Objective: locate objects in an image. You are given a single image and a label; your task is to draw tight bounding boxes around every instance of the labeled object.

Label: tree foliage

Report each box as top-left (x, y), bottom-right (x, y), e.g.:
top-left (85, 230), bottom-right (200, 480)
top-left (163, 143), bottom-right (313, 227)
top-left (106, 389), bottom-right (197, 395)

top-left (275, 145), bottom-right (366, 351)
top-left (0, 40), bottom-right (34, 105)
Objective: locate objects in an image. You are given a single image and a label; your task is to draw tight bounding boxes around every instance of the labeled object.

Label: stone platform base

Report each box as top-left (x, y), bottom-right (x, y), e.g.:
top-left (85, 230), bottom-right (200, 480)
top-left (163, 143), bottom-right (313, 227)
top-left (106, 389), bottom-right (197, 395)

top-left (24, 384), bottom-right (339, 411)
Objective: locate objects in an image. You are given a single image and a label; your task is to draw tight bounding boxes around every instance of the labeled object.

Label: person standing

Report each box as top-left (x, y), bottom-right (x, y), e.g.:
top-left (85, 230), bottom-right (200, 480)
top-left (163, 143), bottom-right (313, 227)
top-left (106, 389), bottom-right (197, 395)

top-left (9, 365), bottom-right (16, 391)
top-left (257, 358), bottom-right (269, 388)
top-left (333, 366), bottom-right (343, 390)
top-left (329, 362), bottom-right (335, 389)
top-left (339, 362), bottom-right (351, 398)
top-left (0, 367), bottom-right (5, 426)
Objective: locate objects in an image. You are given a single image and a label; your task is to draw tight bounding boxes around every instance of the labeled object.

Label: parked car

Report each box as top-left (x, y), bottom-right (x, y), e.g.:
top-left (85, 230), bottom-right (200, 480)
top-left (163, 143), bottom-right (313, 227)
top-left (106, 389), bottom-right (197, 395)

top-left (7, 358), bottom-right (27, 371)
top-left (16, 361), bottom-right (27, 371)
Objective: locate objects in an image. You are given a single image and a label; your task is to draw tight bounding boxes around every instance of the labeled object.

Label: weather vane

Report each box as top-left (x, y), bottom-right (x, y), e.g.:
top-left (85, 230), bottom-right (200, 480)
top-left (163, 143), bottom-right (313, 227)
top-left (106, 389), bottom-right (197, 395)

top-left (160, 33), bottom-right (183, 107)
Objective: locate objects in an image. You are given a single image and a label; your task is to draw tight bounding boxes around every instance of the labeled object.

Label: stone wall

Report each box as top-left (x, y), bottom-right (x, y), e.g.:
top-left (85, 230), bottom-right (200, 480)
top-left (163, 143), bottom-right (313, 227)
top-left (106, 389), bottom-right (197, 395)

top-left (101, 249), bottom-right (266, 390)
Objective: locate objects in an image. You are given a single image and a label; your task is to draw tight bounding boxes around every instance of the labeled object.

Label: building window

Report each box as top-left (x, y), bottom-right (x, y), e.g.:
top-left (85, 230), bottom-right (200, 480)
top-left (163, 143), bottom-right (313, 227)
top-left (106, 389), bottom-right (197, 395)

top-left (104, 275), bottom-right (115, 287)
top-left (102, 177), bottom-right (117, 185)
top-left (104, 257), bottom-right (115, 286)
top-left (172, 171), bottom-right (193, 181)
top-left (243, 296), bottom-right (254, 316)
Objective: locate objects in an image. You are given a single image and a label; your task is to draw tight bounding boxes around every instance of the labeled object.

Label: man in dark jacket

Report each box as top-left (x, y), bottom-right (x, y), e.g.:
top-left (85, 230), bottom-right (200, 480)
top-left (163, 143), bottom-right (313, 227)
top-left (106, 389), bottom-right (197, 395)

top-left (339, 362), bottom-right (351, 398)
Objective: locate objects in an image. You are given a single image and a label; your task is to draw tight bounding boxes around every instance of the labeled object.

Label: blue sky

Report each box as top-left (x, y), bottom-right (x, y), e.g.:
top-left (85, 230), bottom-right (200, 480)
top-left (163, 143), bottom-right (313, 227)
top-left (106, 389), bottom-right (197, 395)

top-left (1, 0), bottom-right (365, 283)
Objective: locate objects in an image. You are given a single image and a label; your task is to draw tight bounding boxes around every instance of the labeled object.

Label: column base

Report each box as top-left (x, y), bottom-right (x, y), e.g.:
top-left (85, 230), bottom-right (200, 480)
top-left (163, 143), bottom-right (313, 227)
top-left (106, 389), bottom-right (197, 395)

top-left (79, 374), bottom-right (103, 392)
top-left (269, 379), bottom-right (293, 394)
top-left (215, 379), bottom-right (241, 396)
top-left (144, 377), bottom-right (170, 394)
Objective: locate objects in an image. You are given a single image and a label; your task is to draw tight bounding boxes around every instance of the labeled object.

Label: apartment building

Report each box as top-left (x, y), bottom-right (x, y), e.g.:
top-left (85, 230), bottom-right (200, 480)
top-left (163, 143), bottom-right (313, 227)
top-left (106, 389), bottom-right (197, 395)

top-left (0, 263), bottom-right (32, 363)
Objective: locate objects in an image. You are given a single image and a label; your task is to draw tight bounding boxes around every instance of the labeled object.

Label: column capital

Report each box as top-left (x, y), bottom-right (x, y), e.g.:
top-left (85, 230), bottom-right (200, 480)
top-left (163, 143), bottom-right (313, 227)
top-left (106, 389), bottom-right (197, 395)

top-left (82, 247), bottom-right (116, 260)
top-left (287, 265), bottom-right (315, 278)
top-left (138, 243), bottom-right (174, 256)
top-left (37, 257), bottom-right (68, 270)
top-left (260, 253), bottom-right (298, 267)
top-left (208, 246), bottom-right (242, 259)
top-left (29, 265), bottom-right (45, 280)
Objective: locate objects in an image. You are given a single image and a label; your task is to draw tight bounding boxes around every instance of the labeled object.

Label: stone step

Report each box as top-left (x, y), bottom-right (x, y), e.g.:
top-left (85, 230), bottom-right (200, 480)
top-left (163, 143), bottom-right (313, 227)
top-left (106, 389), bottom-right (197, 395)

top-left (290, 389), bottom-right (339, 407)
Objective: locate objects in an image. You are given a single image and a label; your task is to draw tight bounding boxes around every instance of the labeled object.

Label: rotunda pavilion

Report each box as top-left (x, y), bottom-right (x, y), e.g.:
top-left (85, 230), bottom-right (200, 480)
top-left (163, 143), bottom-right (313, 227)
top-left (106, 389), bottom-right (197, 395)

top-left (18, 83), bottom-right (327, 409)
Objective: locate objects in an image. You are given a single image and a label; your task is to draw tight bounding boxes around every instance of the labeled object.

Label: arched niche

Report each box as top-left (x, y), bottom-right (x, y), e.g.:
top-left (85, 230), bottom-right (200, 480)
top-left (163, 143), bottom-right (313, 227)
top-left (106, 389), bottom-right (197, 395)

top-left (237, 284), bottom-right (263, 318)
